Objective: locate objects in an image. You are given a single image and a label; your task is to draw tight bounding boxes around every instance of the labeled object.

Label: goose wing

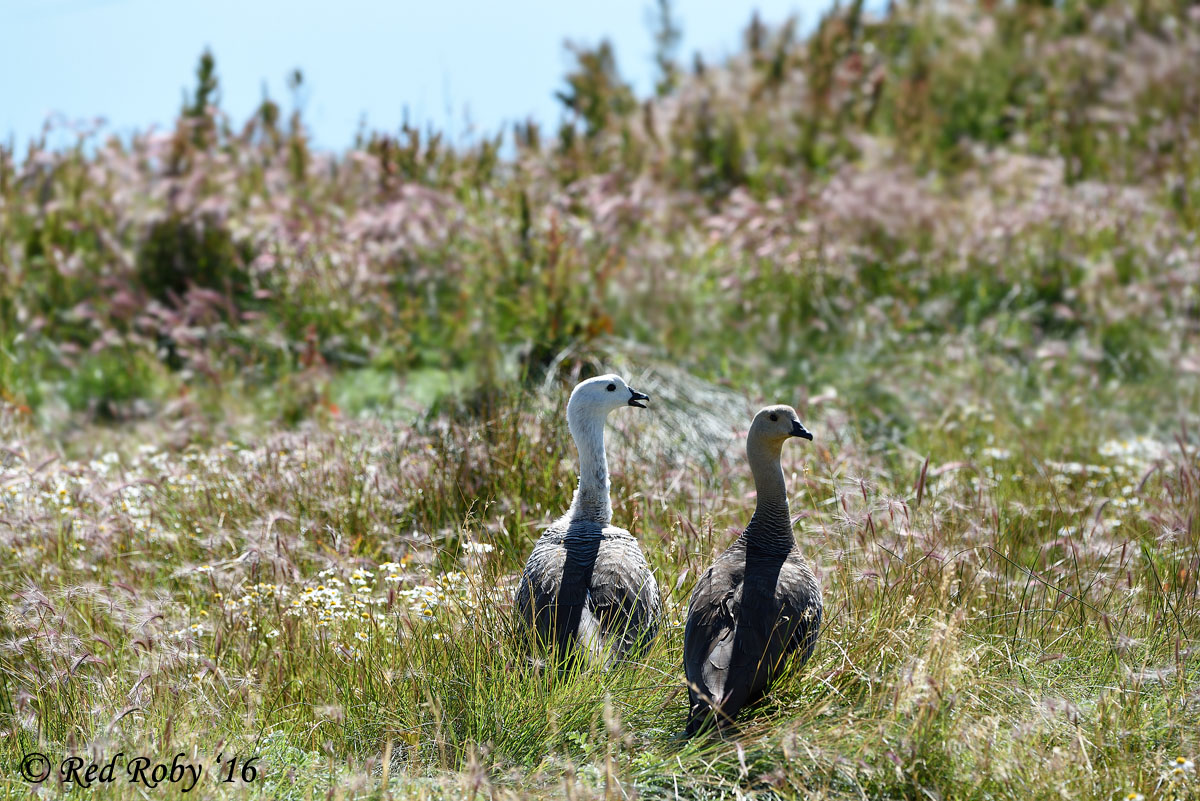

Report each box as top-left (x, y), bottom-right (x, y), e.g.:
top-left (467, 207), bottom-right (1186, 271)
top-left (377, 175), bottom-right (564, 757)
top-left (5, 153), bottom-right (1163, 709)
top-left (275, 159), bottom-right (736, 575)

top-left (729, 554), bottom-right (822, 684)
top-left (684, 551), bottom-right (771, 729)
top-left (516, 527), bottom-right (601, 654)
top-left (772, 553), bottom-right (824, 666)
top-left (684, 560), bottom-right (736, 698)
top-left (587, 528), bottom-right (662, 660)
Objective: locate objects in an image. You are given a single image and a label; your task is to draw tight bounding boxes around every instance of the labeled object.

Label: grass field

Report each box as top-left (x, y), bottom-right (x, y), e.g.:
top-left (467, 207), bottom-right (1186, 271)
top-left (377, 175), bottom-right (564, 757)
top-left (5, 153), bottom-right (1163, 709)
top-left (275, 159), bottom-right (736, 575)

top-left (2, 0), bottom-right (1199, 798)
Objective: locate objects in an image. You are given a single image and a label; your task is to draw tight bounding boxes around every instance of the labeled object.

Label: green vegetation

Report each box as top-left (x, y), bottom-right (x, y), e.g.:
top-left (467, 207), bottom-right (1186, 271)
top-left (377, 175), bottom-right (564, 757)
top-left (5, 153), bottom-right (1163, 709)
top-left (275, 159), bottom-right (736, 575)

top-left (1, 0), bottom-right (1199, 798)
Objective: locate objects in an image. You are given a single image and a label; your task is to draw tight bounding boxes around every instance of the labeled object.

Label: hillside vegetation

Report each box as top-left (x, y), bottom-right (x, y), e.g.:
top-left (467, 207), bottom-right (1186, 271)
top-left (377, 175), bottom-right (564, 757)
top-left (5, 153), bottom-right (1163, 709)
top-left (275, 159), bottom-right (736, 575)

top-left (1, 0), bottom-right (1199, 798)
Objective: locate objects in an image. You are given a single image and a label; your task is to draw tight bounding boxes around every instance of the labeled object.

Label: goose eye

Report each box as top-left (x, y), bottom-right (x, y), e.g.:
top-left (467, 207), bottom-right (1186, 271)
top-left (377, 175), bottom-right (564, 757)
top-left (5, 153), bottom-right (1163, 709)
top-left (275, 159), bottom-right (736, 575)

top-left (769, 413), bottom-right (778, 421)
top-left (606, 383), bottom-right (616, 392)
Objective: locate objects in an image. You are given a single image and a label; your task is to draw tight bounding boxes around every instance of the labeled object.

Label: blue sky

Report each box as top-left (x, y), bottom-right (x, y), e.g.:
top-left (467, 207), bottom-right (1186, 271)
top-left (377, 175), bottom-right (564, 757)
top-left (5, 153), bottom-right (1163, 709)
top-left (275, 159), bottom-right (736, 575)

top-left (3, 0), bottom-right (829, 152)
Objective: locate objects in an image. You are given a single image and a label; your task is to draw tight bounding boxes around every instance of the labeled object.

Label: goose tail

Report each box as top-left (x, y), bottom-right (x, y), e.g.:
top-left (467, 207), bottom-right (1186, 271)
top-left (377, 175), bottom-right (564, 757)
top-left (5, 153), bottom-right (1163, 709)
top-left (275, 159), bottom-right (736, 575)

top-left (576, 596), bottom-right (606, 665)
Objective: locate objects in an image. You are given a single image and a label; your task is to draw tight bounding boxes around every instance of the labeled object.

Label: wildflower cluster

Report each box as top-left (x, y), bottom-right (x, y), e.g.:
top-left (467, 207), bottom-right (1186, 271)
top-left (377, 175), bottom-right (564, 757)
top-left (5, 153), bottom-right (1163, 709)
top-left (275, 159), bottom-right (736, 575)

top-left (287, 570), bottom-right (383, 629)
top-left (395, 570), bottom-right (476, 620)
top-left (194, 555), bottom-right (501, 653)
top-left (1158, 756), bottom-right (1198, 798)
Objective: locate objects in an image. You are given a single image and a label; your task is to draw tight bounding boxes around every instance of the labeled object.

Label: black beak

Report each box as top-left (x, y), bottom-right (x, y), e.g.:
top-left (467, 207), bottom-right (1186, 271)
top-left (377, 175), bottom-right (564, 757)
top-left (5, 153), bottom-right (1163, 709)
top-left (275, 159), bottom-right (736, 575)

top-left (791, 420), bottom-right (813, 440)
top-left (628, 387), bottom-right (649, 408)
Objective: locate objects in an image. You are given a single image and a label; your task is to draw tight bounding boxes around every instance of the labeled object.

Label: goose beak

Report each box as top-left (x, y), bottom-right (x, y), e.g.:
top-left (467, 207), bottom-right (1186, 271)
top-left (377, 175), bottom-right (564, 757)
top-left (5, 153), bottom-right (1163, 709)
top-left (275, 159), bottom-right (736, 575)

top-left (628, 388), bottom-right (649, 408)
top-left (791, 420), bottom-right (813, 440)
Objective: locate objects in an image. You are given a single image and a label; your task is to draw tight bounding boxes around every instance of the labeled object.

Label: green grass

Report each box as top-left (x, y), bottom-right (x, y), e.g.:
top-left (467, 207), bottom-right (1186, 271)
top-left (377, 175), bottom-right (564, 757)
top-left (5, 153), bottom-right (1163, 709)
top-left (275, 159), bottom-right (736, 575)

top-left (1, 374), bottom-right (1197, 798)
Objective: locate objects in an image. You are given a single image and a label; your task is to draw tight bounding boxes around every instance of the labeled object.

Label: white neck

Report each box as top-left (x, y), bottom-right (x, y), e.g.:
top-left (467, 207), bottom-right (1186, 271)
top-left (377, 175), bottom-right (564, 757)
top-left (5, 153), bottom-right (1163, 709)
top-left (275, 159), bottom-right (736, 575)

top-left (565, 408), bottom-right (612, 524)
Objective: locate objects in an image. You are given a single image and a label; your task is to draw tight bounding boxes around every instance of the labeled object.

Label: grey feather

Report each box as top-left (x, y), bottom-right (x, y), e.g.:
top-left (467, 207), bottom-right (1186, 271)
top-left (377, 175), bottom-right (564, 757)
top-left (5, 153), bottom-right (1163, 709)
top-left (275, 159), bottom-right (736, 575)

top-left (683, 540), bottom-right (821, 732)
top-left (516, 519), bottom-right (662, 667)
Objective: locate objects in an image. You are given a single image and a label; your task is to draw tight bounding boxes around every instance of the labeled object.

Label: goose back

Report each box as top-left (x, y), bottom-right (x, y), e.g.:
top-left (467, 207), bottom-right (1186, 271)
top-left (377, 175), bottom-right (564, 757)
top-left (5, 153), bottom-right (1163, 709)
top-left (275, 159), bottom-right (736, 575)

top-left (516, 518), bottom-right (662, 666)
top-left (683, 538), bottom-right (821, 733)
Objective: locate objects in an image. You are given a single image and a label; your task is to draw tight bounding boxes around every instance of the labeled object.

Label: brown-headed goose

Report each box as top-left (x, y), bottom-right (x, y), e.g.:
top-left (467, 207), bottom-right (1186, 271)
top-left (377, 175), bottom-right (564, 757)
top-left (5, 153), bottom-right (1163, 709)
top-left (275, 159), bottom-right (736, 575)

top-left (516, 374), bottom-right (662, 666)
top-left (683, 404), bottom-right (821, 734)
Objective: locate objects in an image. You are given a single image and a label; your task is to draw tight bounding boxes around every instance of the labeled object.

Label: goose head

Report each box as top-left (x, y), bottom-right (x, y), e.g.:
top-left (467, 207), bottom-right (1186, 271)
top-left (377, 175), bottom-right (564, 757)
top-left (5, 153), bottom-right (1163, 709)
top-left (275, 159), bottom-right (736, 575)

top-left (567, 374), bottom-right (649, 422)
top-left (748, 404), bottom-right (813, 448)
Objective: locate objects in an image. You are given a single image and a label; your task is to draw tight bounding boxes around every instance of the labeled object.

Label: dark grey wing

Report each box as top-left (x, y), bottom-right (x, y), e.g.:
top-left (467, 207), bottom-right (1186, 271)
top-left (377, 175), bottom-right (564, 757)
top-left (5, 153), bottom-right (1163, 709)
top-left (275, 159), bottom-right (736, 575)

top-left (774, 554), bottom-right (823, 668)
top-left (738, 569), bottom-right (798, 684)
top-left (683, 567), bottom-right (719, 714)
top-left (515, 536), bottom-right (565, 649)
top-left (516, 530), bottom-right (601, 657)
top-left (684, 552), bottom-right (766, 733)
top-left (735, 552), bottom-right (823, 688)
top-left (588, 531), bottom-right (662, 662)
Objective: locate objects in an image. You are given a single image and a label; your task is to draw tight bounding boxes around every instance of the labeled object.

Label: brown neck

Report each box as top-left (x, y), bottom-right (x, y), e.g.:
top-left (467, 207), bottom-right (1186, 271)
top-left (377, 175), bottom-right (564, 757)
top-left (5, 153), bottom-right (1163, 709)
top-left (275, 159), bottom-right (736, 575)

top-left (741, 432), bottom-right (794, 553)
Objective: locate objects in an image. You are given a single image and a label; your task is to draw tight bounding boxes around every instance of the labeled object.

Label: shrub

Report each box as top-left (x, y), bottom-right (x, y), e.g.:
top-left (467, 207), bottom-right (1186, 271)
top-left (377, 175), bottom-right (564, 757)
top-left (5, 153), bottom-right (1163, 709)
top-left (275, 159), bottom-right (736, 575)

top-left (134, 214), bottom-right (253, 303)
